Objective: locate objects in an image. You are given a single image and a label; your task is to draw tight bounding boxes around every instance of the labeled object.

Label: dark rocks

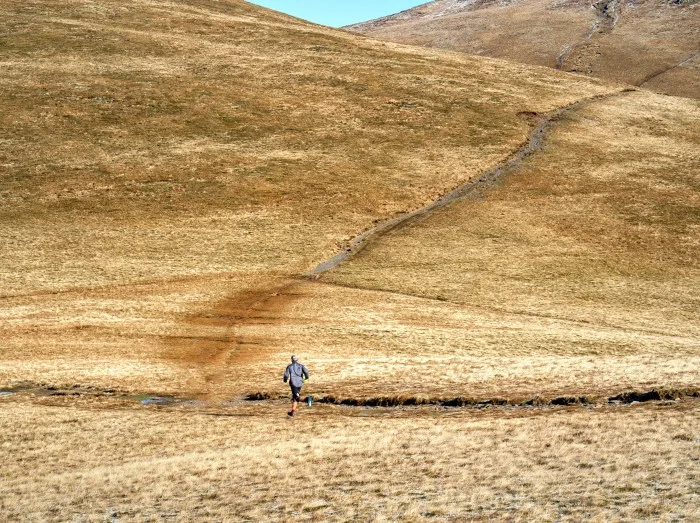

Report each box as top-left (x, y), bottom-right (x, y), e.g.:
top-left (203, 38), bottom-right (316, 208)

top-left (608, 388), bottom-right (690, 403)
top-left (550, 396), bottom-right (592, 406)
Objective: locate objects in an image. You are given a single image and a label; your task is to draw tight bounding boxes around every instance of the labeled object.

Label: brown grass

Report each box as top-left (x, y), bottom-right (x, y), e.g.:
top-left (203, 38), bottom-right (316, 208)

top-left (317, 90), bottom-right (700, 400)
top-left (219, 278), bottom-right (700, 401)
top-left (1, 1), bottom-right (698, 520)
top-left (0, 394), bottom-right (698, 521)
top-left (0, 0), bottom-right (613, 395)
top-left (348, 0), bottom-right (700, 99)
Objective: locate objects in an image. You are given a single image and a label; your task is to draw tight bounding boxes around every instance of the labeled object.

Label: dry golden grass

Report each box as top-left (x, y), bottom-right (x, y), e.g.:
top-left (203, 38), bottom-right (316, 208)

top-left (348, 0), bottom-right (700, 99)
top-left (2, 2), bottom-right (699, 520)
top-left (0, 394), bottom-right (698, 521)
top-left (226, 281), bottom-right (700, 401)
top-left (0, 0), bottom-right (614, 395)
top-left (318, 89), bottom-right (700, 400)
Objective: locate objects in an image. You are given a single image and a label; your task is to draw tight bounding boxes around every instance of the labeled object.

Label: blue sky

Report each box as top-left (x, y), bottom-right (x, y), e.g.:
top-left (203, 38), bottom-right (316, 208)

top-left (246, 1), bottom-right (428, 28)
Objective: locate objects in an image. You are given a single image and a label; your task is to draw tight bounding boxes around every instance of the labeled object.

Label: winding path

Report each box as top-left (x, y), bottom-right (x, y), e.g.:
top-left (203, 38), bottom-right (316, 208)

top-left (194, 88), bottom-right (628, 391)
top-left (305, 90), bottom-right (624, 278)
top-left (639, 51), bottom-right (700, 88)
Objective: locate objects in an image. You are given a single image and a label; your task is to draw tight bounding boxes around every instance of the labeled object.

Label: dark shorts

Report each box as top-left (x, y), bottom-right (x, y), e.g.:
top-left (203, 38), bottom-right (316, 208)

top-left (290, 384), bottom-right (302, 402)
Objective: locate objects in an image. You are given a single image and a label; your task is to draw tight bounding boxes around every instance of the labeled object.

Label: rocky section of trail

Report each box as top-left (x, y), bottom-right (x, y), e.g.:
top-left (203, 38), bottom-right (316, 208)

top-left (557, 0), bottom-right (620, 72)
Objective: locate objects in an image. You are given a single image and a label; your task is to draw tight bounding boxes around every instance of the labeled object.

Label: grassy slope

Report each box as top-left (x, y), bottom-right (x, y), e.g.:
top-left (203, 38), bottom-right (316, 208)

top-left (0, 0), bottom-right (613, 393)
top-left (318, 90), bottom-right (700, 399)
top-left (347, 0), bottom-right (700, 99)
top-left (1, 2), bottom-right (699, 521)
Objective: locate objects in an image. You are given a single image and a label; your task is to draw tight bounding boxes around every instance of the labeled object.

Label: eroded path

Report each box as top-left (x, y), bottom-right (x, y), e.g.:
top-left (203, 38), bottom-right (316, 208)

top-left (639, 50), bottom-right (700, 88)
top-left (191, 89), bottom-right (637, 397)
top-left (306, 91), bottom-right (627, 278)
top-left (556, 0), bottom-right (620, 72)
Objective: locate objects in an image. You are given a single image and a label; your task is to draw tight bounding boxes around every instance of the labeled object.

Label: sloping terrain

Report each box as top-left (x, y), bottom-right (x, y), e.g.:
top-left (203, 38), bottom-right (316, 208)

top-left (1, 0), bottom-right (699, 521)
top-left (314, 89), bottom-right (700, 400)
top-left (0, 0), bottom-right (612, 394)
top-left (348, 0), bottom-right (700, 99)
top-left (1, 396), bottom-right (698, 521)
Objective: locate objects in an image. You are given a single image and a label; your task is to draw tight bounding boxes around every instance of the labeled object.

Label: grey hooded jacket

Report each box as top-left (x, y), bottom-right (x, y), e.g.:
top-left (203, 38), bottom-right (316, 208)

top-left (283, 362), bottom-right (309, 388)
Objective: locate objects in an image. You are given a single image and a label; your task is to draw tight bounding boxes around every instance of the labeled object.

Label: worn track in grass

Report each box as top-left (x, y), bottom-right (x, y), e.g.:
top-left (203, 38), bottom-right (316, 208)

top-left (639, 50), bottom-right (700, 88)
top-left (174, 89), bottom-right (631, 396)
top-left (555, 0), bottom-right (620, 72)
top-left (305, 89), bottom-right (628, 278)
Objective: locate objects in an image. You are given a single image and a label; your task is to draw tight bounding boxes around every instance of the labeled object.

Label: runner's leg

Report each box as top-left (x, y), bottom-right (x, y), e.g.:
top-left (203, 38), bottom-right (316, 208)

top-left (289, 384), bottom-right (301, 416)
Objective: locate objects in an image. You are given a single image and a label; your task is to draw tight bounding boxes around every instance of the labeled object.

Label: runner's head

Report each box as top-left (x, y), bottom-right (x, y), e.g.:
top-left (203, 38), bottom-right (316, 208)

top-left (291, 355), bottom-right (298, 363)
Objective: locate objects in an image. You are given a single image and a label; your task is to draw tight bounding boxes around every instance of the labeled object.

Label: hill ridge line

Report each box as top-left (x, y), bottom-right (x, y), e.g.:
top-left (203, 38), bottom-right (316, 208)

top-left (305, 89), bottom-right (629, 278)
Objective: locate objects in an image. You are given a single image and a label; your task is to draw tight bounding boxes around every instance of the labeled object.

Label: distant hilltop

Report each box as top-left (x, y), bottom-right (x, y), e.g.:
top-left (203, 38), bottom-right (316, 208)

top-left (347, 0), bottom-right (700, 99)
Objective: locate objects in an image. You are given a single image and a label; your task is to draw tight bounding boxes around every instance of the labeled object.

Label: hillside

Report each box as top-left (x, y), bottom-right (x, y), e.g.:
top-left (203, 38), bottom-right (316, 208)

top-left (1, 0), bottom-right (699, 520)
top-left (317, 89), bottom-right (700, 399)
top-left (347, 0), bottom-right (700, 99)
top-left (0, 0), bottom-right (612, 394)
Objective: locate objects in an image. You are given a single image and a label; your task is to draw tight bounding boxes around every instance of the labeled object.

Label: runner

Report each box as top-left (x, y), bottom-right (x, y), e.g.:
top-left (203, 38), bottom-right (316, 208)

top-left (283, 355), bottom-right (309, 417)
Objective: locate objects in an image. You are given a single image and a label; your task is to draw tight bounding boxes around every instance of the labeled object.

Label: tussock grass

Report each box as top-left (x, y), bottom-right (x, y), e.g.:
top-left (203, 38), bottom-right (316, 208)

top-left (0, 396), bottom-right (698, 521)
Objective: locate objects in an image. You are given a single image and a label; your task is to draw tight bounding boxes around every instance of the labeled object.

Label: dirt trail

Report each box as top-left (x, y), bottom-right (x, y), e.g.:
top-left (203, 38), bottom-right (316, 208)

top-left (556, 0), bottom-right (620, 72)
top-left (306, 90), bottom-right (625, 278)
top-left (639, 50), bottom-right (700, 88)
top-left (176, 89), bottom-right (628, 394)
top-left (556, 21), bottom-right (599, 71)
top-left (165, 280), bottom-right (307, 395)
